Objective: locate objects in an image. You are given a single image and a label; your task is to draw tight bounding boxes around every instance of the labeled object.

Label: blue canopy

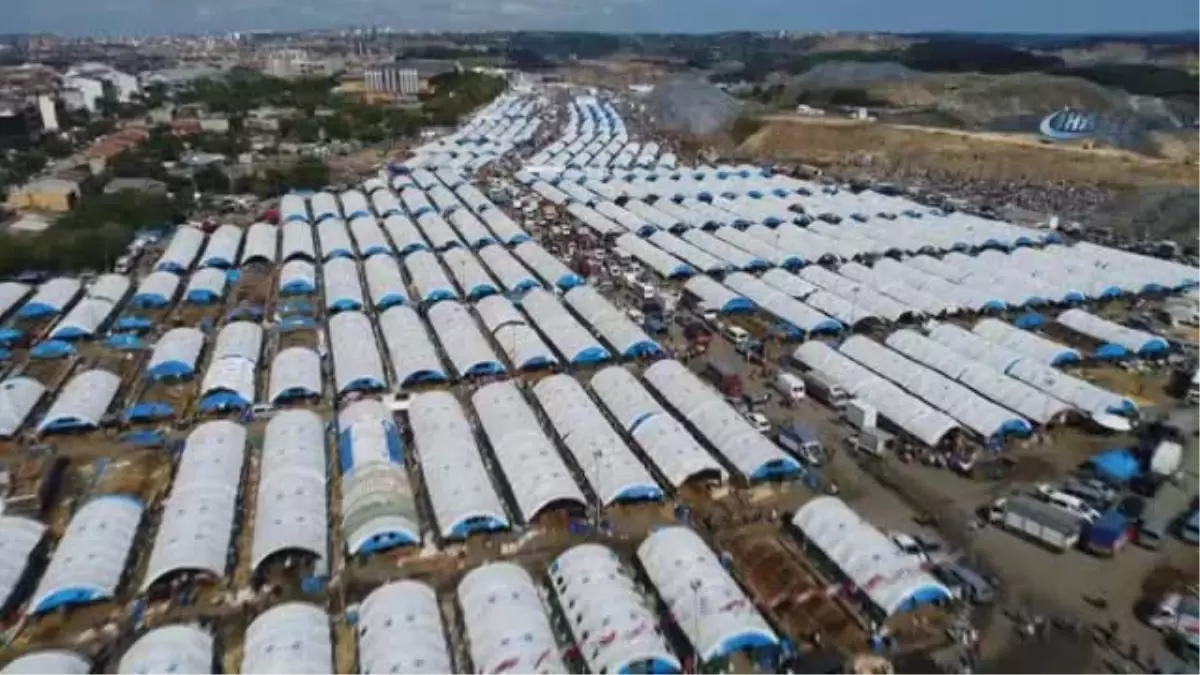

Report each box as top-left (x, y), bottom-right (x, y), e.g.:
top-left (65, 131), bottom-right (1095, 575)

top-left (1014, 313), bottom-right (1046, 329)
top-left (1089, 448), bottom-right (1141, 483)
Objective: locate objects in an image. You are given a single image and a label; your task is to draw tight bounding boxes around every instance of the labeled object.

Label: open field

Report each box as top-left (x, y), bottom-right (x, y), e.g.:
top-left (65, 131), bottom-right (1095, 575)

top-left (742, 116), bottom-right (1199, 188)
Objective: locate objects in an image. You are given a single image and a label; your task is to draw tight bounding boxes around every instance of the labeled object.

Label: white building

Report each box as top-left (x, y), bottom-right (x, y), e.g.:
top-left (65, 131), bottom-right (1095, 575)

top-left (365, 65), bottom-right (420, 97)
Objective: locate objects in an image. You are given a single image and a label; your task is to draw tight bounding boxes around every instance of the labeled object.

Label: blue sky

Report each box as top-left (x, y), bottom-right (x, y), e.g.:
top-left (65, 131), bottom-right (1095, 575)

top-left (11, 0), bottom-right (1199, 36)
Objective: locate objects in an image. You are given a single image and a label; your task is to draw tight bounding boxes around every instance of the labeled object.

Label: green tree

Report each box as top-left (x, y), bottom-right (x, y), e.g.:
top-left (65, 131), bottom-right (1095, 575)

top-left (194, 164), bottom-right (231, 193)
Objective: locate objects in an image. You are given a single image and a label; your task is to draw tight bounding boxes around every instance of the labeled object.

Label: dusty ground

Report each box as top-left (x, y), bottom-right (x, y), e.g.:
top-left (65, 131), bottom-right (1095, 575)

top-left (741, 116), bottom-right (1198, 188)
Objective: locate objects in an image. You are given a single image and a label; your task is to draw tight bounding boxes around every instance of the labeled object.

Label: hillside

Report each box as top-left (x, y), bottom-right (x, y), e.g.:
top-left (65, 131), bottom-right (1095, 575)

top-left (736, 116), bottom-right (1198, 245)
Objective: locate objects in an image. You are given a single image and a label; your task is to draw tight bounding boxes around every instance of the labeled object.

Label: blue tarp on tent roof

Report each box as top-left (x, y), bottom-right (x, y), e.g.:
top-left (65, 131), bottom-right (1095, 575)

top-left (1014, 313), bottom-right (1046, 329)
top-left (0, 327), bottom-right (22, 345)
top-left (107, 334), bottom-right (144, 350)
top-left (1089, 448), bottom-right (1141, 483)
top-left (31, 340), bottom-right (74, 359)
top-left (115, 315), bottom-right (153, 332)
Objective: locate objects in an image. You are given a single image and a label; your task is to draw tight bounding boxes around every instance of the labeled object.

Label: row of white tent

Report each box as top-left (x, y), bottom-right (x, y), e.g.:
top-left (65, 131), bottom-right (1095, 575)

top-left (4, 527), bottom-right (777, 674)
top-left (13, 415), bottom-right (333, 617)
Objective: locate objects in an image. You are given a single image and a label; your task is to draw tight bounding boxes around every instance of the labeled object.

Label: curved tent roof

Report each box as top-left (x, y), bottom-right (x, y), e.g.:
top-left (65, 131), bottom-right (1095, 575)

top-left (377, 305), bottom-right (447, 387)
top-left (530, 180), bottom-right (570, 205)
top-left (926, 322), bottom-right (1024, 374)
top-left (681, 228), bottom-right (769, 270)
top-left (1057, 309), bottom-right (1170, 357)
top-left (363, 254), bottom-right (409, 309)
top-left (458, 562), bottom-right (565, 674)
top-left (648, 231), bottom-right (729, 274)
top-left (338, 400), bottom-right (420, 554)
top-left (30, 494), bottom-right (143, 614)
top-left (974, 318), bottom-right (1081, 366)
top-left (0, 376), bottom-right (47, 438)
top-left (382, 213), bottom-right (429, 256)
top-left (839, 336), bottom-right (1032, 440)
top-left (240, 222), bottom-right (278, 265)
top-left (405, 250), bottom-right (458, 306)
top-left (1006, 358), bottom-right (1135, 418)
top-left (201, 321), bottom-right (262, 406)
top-left (518, 289), bottom-right (609, 365)
top-left (309, 192), bottom-right (340, 223)
top-left (316, 218), bottom-right (355, 260)
top-left (1, 651), bottom-right (90, 674)
top-left (415, 212), bottom-right (461, 251)
top-left (0, 282), bottom-right (30, 319)
top-left (637, 527), bottom-right (778, 662)
top-left (427, 301), bottom-right (505, 378)
top-left (426, 185), bottom-right (462, 215)
top-left (280, 194), bottom-right (310, 224)
top-left (475, 295), bottom-right (557, 371)
top-left (626, 198), bottom-right (684, 231)
top-left (595, 200), bottom-right (655, 236)
top-left (142, 420), bottom-right (246, 589)
top-left (478, 208), bottom-right (529, 245)
top-left (644, 360), bottom-right (799, 481)
top-left (447, 209), bottom-right (496, 248)
top-left (684, 276), bottom-right (753, 314)
top-left (472, 381), bottom-right (586, 521)
top-left (409, 391), bottom-right (509, 539)
top-left (0, 516), bottom-right (47, 610)
top-left (514, 241), bottom-right (584, 290)
top-left (322, 257), bottom-right (365, 313)
top-left (534, 375), bottom-right (662, 503)
top-left (371, 190), bottom-right (402, 218)
top-left (566, 202), bottom-right (621, 236)
top-left (37, 368), bottom-right (120, 434)
top-left (794, 497), bottom-right (953, 616)
top-left (329, 311), bottom-right (386, 396)
top-left (146, 327), bottom-right (205, 380)
top-left (47, 300), bottom-right (112, 340)
top-left (564, 286), bottom-right (661, 358)
top-left (241, 603), bottom-right (332, 674)
top-left (357, 581), bottom-right (452, 675)
top-left (18, 277), bottom-right (80, 317)
top-left (155, 226), bottom-right (205, 273)
top-left (792, 342), bottom-right (961, 447)
top-left (340, 189), bottom-right (371, 220)
top-left (800, 265), bottom-right (916, 322)
top-left (132, 271), bottom-right (181, 308)
top-left (477, 245), bottom-right (540, 294)
top-left (757, 268), bottom-right (817, 300)
top-left (724, 272), bottom-right (840, 337)
top-left (616, 233), bottom-right (694, 279)
top-left (454, 182), bottom-right (493, 213)
top-left (117, 624), bottom-right (214, 675)
top-left (442, 247), bottom-right (498, 301)
top-left (184, 267), bottom-right (228, 304)
top-left (838, 261), bottom-right (954, 316)
top-left (252, 410), bottom-right (327, 571)
top-left (280, 220), bottom-right (317, 261)
top-left (549, 544), bottom-right (680, 675)
top-left (268, 346), bottom-right (322, 403)
top-left (401, 187), bottom-right (434, 219)
top-left (279, 259), bottom-right (317, 295)
top-left (887, 329), bottom-right (1072, 425)
top-left (199, 224), bottom-right (243, 268)
top-left (348, 216), bottom-right (391, 257)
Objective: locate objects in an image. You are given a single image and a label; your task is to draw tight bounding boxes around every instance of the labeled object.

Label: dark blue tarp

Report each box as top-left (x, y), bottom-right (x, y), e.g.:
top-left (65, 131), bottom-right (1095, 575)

top-left (1089, 448), bottom-right (1141, 483)
top-left (1014, 313), bottom-right (1046, 329)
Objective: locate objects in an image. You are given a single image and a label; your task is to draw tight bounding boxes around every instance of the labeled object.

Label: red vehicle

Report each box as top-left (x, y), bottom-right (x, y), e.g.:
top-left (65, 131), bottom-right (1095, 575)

top-left (702, 360), bottom-right (743, 398)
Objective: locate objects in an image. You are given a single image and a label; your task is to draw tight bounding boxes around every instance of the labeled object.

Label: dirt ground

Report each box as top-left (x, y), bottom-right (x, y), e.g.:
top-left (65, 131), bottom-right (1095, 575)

top-left (741, 116), bottom-right (1198, 189)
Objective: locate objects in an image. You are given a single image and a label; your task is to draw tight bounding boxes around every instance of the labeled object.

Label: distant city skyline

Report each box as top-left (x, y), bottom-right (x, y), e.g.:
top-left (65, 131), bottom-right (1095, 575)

top-left (11, 0), bottom-right (1199, 37)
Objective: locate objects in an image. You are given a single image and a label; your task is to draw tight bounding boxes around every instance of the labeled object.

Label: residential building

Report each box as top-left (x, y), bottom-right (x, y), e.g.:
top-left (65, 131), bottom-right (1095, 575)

top-left (5, 177), bottom-right (80, 213)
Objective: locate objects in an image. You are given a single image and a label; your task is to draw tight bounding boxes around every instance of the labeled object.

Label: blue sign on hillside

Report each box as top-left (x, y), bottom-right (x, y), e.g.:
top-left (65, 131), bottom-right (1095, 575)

top-left (1039, 108), bottom-right (1100, 141)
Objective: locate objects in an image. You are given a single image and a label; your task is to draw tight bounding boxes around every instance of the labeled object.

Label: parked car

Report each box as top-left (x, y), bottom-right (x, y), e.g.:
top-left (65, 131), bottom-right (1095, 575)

top-left (744, 411), bottom-right (771, 434)
top-left (933, 562), bottom-right (996, 604)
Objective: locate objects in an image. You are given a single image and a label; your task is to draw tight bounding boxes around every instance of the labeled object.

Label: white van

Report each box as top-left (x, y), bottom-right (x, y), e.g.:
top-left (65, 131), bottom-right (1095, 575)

top-left (1035, 485), bottom-right (1102, 523)
top-left (722, 325), bottom-right (750, 347)
top-left (773, 371), bottom-right (807, 402)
